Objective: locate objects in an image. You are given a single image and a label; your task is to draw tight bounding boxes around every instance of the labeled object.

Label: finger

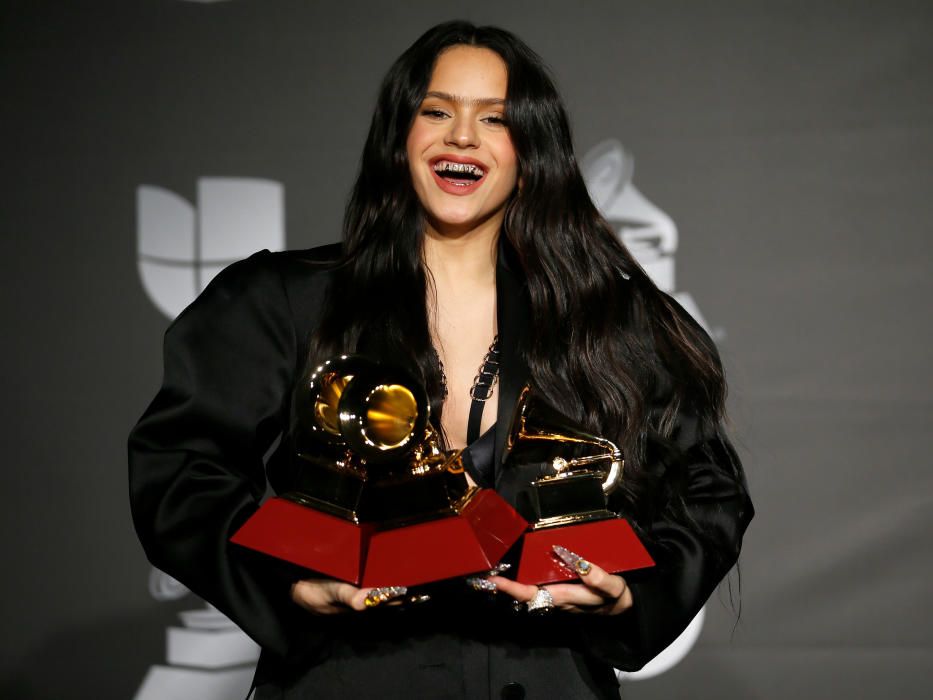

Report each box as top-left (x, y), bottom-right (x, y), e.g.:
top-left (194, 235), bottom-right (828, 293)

top-left (551, 582), bottom-right (633, 615)
top-left (561, 605), bottom-right (588, 614)
top-left (575, 567), bottom-right (631, 612)
top-left (564, 578), bottom-right (633, 615)
top-left (579, 592), bottom-right (632, 616)
top-left (332, 582), bottom-right (367, 610)
top-left (580, 566), bottom-right (627, 601)
top-left (354, 586), bottom-right (409, 610)
top-left (544, 599), bottom-right (618, 615)
top-left (551, 547), bottom-right (627, 600)
top-left (311, 602), bottom-right (346, 615)
top-left (487, 576), bottom-right (538, 603)
top-left (488, 577), bottom-right (612, 609)
top-left (292, 580), bottom-right (357, 615)
top-left (347, 588), bottom-right (371, 611)
top-left (545, 582), bottom-right (609, 609)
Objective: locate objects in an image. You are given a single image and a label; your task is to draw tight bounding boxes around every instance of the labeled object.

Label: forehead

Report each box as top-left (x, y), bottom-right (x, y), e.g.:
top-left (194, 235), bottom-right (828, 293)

top-left (426, 45), bottom-right (508, 101)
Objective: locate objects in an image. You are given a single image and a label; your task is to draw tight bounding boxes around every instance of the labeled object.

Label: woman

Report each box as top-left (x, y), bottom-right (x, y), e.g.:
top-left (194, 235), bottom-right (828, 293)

top-left (129, 21), bottom-right (753, 699)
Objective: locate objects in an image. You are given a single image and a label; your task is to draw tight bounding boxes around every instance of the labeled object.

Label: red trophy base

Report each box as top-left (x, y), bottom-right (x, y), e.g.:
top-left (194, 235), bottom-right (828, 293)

top-left (515, 518), bottom-right (655, 585)
top-left (232, 491), bottom-right (527, 587)
top-left (362, 489), bottom-right (528, 587)
top-left (231, 497), bottom-right (372, 584)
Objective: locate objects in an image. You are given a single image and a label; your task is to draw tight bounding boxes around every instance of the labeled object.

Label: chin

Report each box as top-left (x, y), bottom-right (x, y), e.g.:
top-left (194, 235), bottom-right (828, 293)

top-left (427, 206), bottom-right (481, 229)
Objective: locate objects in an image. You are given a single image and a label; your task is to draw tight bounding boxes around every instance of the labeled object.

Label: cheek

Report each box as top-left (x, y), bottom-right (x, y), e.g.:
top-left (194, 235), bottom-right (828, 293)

top-left (500, 154), bottom-right (520, 191)
top-left (496, 140), bottom-right (519, 188)
top-left (406, 123), bottom-right (433, 160)
top-left (405, 132), bottom-right (421, 172)
top-left (406, 143), bottom-right (431, 196)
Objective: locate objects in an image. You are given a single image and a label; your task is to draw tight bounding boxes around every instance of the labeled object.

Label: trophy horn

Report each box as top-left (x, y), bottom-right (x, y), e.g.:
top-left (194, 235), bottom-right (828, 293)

top-left (300, 355), bottom-right (430, 464)
top-left (506, 385), bottom-right (623, 495)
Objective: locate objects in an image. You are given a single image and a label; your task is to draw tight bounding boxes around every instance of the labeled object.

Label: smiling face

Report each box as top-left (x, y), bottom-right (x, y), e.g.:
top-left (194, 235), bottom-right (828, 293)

top-left (406, 45), bottom-right (519, 237)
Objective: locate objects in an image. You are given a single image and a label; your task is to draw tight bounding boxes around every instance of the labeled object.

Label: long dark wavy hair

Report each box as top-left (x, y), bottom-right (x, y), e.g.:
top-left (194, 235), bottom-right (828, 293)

top-left (307, 21), bottom-right (738, 539)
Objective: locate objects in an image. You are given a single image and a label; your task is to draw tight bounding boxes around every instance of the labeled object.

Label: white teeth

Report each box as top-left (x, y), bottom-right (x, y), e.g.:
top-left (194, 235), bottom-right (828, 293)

top-left (432, 160), bottom-right (485, 177)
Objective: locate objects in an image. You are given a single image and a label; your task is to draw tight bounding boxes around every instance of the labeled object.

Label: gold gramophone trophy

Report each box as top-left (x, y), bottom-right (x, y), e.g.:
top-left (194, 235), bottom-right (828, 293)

top-left (504, 386), bottom-right (655, 585)
top-left (231, 356), bottom-right (527, 587)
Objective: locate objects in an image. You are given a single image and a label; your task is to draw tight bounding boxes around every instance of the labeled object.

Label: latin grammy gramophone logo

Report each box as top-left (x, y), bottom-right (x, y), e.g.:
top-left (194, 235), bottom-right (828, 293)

top-left (582, 138), bottom-right (713, 681)
top-left (581, 138), bottom-right (718, 339)
top-left (134, 571), bottom-right (261, 700)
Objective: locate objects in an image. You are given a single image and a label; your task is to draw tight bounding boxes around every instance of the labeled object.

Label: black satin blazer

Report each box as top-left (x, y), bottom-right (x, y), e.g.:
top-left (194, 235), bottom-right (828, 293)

top-left (128, 245), bottom-right (753, 699)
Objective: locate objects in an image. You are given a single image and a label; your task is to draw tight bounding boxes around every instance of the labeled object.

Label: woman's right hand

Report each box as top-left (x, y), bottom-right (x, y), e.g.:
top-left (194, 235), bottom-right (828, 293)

top-left (290, 578), bottom-right (407, 615)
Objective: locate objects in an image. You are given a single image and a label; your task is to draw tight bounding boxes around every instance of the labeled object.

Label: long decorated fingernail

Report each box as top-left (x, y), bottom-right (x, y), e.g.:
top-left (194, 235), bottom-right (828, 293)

top-left (466, 577), bottom-right (498, 592)
top-left (552, 545), bottom-right (592, 576)
top-left (488, 562), bottom-right (512, 575)
top-left (364, 586), bottom-right (408, 608)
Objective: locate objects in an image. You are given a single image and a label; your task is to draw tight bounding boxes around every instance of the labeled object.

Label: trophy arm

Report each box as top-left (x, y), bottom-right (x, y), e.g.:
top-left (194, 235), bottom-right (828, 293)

top-left (596, 438), bottom-right (624, 496)
top-left (520, 432), bottom-right (624, 495)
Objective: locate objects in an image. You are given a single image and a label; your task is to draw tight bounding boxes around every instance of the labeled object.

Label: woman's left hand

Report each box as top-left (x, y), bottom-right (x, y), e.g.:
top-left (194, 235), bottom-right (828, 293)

top-left (486, 549), bottom-right (633, 616)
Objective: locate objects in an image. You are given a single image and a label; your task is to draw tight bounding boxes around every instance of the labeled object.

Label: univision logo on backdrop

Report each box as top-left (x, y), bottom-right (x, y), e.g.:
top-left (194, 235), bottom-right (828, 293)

top-left (134, 177), bottom-right (283, 700)
top-left (133, 152), bottom-right (719, 697)
top-left (137, 177), bottom-right (285, 319)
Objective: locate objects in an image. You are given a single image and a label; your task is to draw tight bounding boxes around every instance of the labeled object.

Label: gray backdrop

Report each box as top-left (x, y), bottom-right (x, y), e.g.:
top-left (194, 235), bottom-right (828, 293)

top-left (2, 1), bottom-right (931, 698)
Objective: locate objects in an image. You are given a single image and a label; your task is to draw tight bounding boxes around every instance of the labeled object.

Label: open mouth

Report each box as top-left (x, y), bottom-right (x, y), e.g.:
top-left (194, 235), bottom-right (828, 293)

top-left (431, 159), bottom-right (486, 188)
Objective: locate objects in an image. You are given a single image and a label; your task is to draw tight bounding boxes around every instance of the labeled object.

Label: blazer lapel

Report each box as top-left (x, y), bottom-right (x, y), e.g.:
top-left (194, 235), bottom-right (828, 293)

top-left (493, 245), bottom-right (531, 474)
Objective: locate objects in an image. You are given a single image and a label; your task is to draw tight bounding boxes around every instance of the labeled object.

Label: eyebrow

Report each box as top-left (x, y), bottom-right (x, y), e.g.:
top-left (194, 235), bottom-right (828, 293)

top-left (423, 90), bottom-right (505, 107)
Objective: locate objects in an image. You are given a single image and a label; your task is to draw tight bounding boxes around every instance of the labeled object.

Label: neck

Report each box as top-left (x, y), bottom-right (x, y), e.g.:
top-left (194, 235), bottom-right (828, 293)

top-left (422, 217), bottom-right (500, 288)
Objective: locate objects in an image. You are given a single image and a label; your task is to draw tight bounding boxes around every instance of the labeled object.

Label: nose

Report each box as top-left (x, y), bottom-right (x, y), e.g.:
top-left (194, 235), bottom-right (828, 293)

top-left (444, 115), bottom-right (479, 149)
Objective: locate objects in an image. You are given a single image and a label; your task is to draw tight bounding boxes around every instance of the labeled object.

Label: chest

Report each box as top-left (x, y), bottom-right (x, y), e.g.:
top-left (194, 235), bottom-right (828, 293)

top-left (430, 286), bottom-right (498, 450)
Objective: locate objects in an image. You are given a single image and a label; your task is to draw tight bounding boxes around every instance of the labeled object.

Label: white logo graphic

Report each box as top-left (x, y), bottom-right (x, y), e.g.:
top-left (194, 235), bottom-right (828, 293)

top-left (617, 608), bottom-right (706, 682)
top-left (137, 177), bottom-right (285, 319)
top-left (582, 139), bottom-right (719, 339)
top-left (135, 573), bottom-right (260, 700)
top-left (135, 176), bottom-right (283, 699)
top-left (582, 140), bottom-right (718, 681)
top-left (135, 569), bottom-right (261, 700)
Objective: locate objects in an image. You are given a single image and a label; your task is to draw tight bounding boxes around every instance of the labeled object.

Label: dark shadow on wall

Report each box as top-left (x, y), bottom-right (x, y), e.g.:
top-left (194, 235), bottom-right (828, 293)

top-left (0, 598), bottom-right (193, 700)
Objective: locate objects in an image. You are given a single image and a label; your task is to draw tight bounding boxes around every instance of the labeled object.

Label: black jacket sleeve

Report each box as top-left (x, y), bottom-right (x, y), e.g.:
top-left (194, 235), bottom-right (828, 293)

top-left (128, 250), bottom-right (319, 660)
top-left (580, 410), bottom-right (754, 671)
